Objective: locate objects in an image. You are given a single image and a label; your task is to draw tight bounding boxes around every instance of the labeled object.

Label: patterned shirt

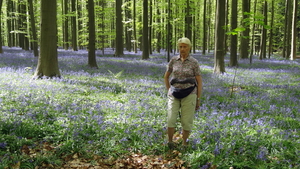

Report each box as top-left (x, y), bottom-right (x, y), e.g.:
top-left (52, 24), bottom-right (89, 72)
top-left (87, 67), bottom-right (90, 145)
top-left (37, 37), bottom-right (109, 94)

top-left (167, 55), bottom-right (201, 94)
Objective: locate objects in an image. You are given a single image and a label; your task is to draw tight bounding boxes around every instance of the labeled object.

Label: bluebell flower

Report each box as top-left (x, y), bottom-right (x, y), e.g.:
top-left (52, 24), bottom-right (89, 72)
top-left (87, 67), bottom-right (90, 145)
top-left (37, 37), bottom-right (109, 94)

top-left (0, 142), bottom-right (7, 149)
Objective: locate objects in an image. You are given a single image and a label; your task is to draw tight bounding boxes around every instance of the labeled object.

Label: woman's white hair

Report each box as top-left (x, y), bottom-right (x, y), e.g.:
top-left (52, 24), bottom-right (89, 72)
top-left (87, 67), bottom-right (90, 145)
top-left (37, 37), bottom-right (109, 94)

top-left (177, 37), bottom-right (192, 48)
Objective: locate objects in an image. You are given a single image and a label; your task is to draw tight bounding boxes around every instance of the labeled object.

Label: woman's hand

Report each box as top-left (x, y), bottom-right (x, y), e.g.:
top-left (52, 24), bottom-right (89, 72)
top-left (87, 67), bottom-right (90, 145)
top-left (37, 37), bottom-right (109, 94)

top-left (195, 100), bottom-right (200, 110)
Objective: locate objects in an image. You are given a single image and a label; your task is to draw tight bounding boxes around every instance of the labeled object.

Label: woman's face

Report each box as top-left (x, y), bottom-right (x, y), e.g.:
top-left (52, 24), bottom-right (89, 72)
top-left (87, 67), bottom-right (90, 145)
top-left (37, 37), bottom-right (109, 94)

top-left (178, 43), bottom-right (190, 57)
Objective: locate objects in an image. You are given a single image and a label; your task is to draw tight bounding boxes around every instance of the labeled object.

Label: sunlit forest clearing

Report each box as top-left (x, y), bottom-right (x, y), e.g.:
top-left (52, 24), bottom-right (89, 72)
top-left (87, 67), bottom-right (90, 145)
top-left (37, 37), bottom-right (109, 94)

top-left (1, 0), bottom-right (300, 168)
top-left (0, 47), bottom-right (299, 168)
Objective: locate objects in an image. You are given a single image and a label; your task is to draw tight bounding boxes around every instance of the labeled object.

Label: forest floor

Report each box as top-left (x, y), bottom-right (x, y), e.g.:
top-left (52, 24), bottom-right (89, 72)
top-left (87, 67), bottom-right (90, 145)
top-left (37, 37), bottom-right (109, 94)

top-left (0, 47), bottom-right (299, 169)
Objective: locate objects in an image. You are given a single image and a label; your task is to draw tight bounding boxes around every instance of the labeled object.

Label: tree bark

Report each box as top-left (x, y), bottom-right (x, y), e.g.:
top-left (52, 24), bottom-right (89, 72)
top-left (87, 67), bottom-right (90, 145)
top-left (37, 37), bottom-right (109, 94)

top-left (290, 0), bottom-right (298, 60)
top-left (87, 0), bottom-right (98, 68)
top-left (202, 0), bottom-right (207, 54)
top-left (71, 0), bottom-right (78, 51)
top-left (259, 1), bottom-right (267, 60)
top-left (142, 0), bottom-right (149, 60)
top-left (185, 0), bottom-right (192, 40)
top-left (149, 0), bottom-right (153, 54)
top-left (249, 0), bottom-right (257, 64)
top-left (230, 0), bottom-right (238, 67)
top-left (240, 0), bottom-right (250, 59)
top-left (34, 0), bottom-right (60, 78)
top-left (63, 0), bottom-right (69, 50)
top-left (28, 0), bottom-right (39, 56)
top-left (268, 0), bottom-right (274, 58)
top-left (214, 0), bottom-right (226, 74)
top-left (133, 0), bottom-right (137, 53)
top-left (0, 0), bottom-right (3, 53)
top-left (115, 0), bottom-right (124, 57)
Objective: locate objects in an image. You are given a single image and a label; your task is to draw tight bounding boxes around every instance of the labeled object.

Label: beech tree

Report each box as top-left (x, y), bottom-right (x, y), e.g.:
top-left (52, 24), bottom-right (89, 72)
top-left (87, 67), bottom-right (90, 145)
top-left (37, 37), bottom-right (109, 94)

top-left (115, 0), bottom-right (124, 57)
top-left (0, 0), bottom-right (299, 63)
top-left (87, 0), bottom-right (98, 68)
top-left (259, 1), bottom-right (268, 60)
top-left (214, 0), bottom-right (226, 74)
top-left (290, 0), bottom-right (298, 60)
top-left (28, 0), bottom-right (38, 57)
top-left (0, 0), bottom-right (3, 53)
top-left (240, 0), bottom-right (250, 59)
top-left (229, 0), bottom-right (238, 67)
top-left (142, 0), bottom-right (149, 60)
top-left (71, 0), bottom-right (78, 51)
top-left (34, 0), bottom-right (60, 78)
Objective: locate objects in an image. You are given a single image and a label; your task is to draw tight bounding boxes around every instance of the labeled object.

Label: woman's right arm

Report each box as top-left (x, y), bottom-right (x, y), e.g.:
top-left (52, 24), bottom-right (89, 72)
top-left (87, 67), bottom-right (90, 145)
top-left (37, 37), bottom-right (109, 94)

top-left (164, 71), bottom-right (171, 91)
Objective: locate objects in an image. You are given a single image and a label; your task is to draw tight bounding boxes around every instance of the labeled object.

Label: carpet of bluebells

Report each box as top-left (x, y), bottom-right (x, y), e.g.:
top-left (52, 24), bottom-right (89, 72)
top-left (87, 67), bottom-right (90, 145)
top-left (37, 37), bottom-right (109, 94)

top-left (0, 46), bottom-right (299, 168)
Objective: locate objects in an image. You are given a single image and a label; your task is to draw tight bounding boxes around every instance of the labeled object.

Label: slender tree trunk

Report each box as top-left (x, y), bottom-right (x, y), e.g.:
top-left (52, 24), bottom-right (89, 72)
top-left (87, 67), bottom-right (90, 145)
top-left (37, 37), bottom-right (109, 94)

top-left (142, 0), bottom-right (149, 59)
top-left (207, 0), bottom-right (212, 53)
top-left (185, 0), bottom-right (192, 40)
top-left (259, 1), bottom-right (267, 60)
top-left (214, 0), bottom-right (226, 74)
top-left (202, 0), bottom-right (207, 54)
top-left (34, 0), bottom-right (60, 78)
top-left (149, 0), bottom-right (152, 54)
top-left (124, 0), bottom-right (132, 52)
top-left (156, 5), bottom-right (161, 53)
top-left (224, 0), bottom-right (229, 55)
top-left (167, 0), bottom-right (171, 62)
top-left (133, 0), bottom-right (137, 53)
top-left (230, 0), bottom-right (238, 67)
top-left (115, 0), bottom-right (124, 57)
top-left (71, 0), bottom-right (78, 51)
top-left (100, 0), bottom-right (105, 55)
top-left (63, 0), bottom-right (69, 50)
top-left (268, 0), bottom-right (274, 58)
top-left (290, 0), bottom-right (298, 60)
top-left (0, 0), bottom-right (3, 53)
top-left (87, 0), bottom-right (98, 68)
top-left (250, 0), bottom-right (257, 64)
top-left (240, 0), bottom-right (250, 59)
top-left (28, 0), bottom-right (39, 56)
top-left (286, 0), bottom-right (293, 59)
top-left (283, 0), bottom-right (289, 58)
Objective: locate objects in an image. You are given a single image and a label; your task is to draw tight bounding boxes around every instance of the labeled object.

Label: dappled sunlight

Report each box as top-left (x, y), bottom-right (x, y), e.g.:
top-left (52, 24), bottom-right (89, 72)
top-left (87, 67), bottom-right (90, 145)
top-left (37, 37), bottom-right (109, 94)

top-left (0, 47), bottom-right (299, 168)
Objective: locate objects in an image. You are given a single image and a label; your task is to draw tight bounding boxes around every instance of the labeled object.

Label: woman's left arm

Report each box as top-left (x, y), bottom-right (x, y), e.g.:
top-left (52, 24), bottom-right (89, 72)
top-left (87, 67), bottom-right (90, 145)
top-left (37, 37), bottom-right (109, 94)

top-left (195, 75), bottom-right (202, 110)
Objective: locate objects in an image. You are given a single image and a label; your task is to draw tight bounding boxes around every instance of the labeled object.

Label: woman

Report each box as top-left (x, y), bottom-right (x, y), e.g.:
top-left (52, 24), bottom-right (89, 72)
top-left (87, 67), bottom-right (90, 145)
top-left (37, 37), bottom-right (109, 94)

top-left (164, 37), bottom-right (202, 149)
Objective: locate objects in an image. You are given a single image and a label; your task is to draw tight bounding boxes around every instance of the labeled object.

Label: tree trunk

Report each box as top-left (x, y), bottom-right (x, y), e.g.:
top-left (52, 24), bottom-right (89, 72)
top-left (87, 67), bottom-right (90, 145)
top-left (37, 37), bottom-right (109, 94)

top-left (28, 0), bottom-right (39, 57)
top-left (249, 0), bottom-right (257, 64)
top-left (224, 0), bottom-right (229, 55)
top-left (0, 0), bottom-right (3, 53)
top-left (149, 0), bottom-right (152, 55)
top-left (133, 0), bottom-right (137, 53)
top-left (229, 0), bottom-right (238, 67)
top-left (268, 1), bottom-right (274, 58)
top-left (240, 0), bottom-right (250, 59)
top-left (156, 6), bottom-right (161, 53)
top-left (185, 0), bottom-right (192, 40)
top-left (202, 0), bottom-right (207, 54)
top-left (167, 0), bottom-right (172, 62)
top-left (290, 0), bottom-right (298, 60)
top-left (63, 0), bottom-right (69, 50)
top-left (259, 1), bottom-right (267, 60)
top-left (124, 0), bottom-right (132, 52)
top-left (142, 0), bottom-right (149, 60)
top-left (34, 0), bottom-right (60, 78)
top-left (100, 0), bottom-right (106, 55)
top-left (87, 0), bottom-right (98, 68)
top-left (115, 0), bottom-right (124, 57)
top-left (214, 0), bottom-right (226, 74)
top-left (285, 0), bottom-right (293, 59)
top-left (71, 0), bottom-right (78, 51)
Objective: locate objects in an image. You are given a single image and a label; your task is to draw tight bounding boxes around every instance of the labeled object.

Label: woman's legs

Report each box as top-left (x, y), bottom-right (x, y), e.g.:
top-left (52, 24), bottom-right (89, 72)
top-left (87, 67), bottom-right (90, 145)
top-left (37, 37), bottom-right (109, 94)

top-left (180, 94), bottom-right (196, 145)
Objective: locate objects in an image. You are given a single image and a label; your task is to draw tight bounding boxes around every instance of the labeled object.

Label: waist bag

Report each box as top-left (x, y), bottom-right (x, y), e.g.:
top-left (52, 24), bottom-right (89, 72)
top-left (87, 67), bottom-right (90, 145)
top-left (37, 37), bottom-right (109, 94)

top-left (171, 85), bottom-right (196, 99)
